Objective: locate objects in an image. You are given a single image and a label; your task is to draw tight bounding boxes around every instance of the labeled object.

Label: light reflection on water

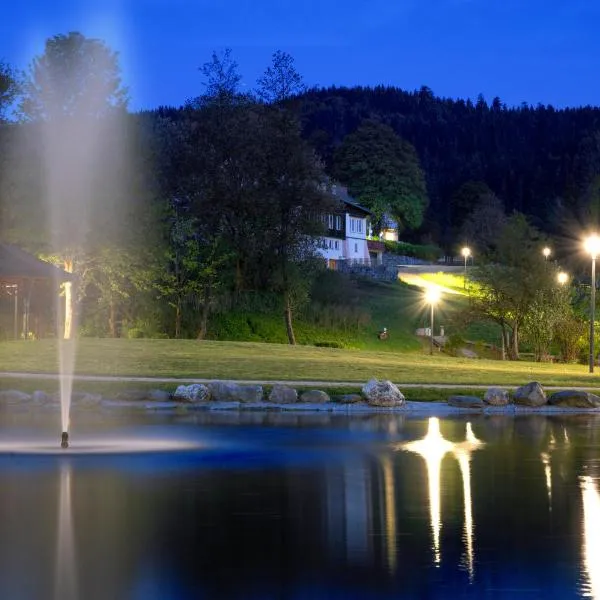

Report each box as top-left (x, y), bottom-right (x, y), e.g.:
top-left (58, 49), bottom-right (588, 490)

top-left (54, 464), bottom-right (76, 600)
top-left (0, 409), bottom-right (598, 598)
top-left (581, 476), bottom-right (600, 598)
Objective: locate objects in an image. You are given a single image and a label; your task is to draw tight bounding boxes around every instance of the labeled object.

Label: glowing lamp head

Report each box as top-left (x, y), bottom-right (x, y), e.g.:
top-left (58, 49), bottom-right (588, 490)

top-left (557, 272), bottom-right (568, 285)
top-left (425, 287), bottom-right (441, 305)
top-left (585, 234), bottom-right (600, 260)
top-left (542, 247), bottom-right (551, 259)
top-left (461, 247), bottom-right (471, 258)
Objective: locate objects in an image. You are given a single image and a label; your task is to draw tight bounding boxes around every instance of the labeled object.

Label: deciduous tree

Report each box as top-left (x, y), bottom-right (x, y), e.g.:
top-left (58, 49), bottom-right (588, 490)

top-left (333, 120), bottom-right (428, 234)
top-left (468, 213), bottom-right (555, 359)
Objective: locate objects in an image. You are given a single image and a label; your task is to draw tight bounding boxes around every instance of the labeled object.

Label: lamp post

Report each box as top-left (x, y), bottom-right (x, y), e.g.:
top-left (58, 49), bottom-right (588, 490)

top-left (584, 234), bottom-right (600, 373)
top-left (425, 287), bottom-right (441, 355)
top-left (557, 272), bottom-right (569, 285)
top-left (542, 247), bottom-right (551, 261)
top-left (461, 247), bottom-right (471, 288)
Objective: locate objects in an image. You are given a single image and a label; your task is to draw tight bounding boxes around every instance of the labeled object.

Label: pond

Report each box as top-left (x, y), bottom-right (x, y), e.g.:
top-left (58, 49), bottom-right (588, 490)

top-left (0, 407), bottom-right (599, 599)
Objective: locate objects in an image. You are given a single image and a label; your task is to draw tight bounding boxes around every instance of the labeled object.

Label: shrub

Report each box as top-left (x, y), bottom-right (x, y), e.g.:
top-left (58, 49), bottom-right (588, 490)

top-left (384, 240), bottom-right (442, 261)
top-left (314, 341), bottom-right (344, 348)
top-left (444, 333), bottom-right (465, 357)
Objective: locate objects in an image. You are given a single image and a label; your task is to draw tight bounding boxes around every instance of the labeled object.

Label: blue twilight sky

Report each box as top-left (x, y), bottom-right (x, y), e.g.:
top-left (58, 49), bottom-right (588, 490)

top-left (1, 0), bottom-right (599, 111)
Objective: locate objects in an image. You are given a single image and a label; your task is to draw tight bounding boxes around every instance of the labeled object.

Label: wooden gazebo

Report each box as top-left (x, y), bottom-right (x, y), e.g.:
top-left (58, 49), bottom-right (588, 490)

top-left (0, 244), bottom-right (72, 340)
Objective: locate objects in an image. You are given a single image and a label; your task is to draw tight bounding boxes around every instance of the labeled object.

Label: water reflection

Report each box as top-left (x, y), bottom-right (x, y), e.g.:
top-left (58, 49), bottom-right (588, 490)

top-left (54, 463), bottom-right (77, 600)
top-left (541, 451), bottom-right (552, 510)
top-left (379, 455), bottom-right (397, 573)
top-left (453, 423), bottom-right (484, 582)
top-left (581, 476), bottom-right (600, 598)
top-left (400, 417), bottom-right (454, 566)
top-left (0, 410), bottom-right (599, 598)
top-left (396, 417), bottom-right (484, 574)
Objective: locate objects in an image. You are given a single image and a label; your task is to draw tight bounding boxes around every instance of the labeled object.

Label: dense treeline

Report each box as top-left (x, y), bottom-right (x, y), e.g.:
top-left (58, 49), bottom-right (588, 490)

top-left (295, 85), bottom-right (600, 251)
top-left (2, 34), bottom-right (600, 348)
top-left (0, 37), bottom-right (340, 342)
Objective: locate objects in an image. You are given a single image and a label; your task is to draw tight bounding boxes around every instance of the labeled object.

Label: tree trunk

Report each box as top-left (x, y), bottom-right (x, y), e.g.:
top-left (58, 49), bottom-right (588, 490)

top-left (175, 297), bottom-right (182, 339)
top-left (63, 257), bottom-right (74, 340)
top-left (500, 324), bottom-right (508, 360)
top-left (108, 299), bottom-right (117, 338)
top-left (235, 258), bottom-right (243, 297)
top-left (284, 290), bottom-right (296, 345)
top-left (197, 284), bottom-right (212, 340)
top-left (507, 323), bottom-right (520, 360)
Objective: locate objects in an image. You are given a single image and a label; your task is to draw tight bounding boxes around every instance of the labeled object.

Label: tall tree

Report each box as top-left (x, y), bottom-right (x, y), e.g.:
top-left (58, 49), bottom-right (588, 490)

top-left (468, 213), bottom-right (555, 359)
top-left (19, 32), bottom-right (127, 121)
top-left (256, 50), bottom-right (305, 104)
top-left (333, 120), bottom-right (428, 234)
top-left (461, 193), bottom-right (507, 256)
top-left (0, 60), bottom-right (19, 120)
top-left (19, 32), bottom-right (129, 338)
top-left (257, 51), bottom-right (331, 345)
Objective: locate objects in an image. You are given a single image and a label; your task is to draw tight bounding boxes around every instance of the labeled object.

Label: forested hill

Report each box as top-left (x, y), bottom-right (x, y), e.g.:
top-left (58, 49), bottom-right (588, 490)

top-left (294, 85), bottom-right (600, 246)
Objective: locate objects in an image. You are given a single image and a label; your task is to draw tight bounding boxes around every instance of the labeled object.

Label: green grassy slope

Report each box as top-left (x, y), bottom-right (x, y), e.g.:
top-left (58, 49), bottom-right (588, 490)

top-left (0, 338), bottom-right (597, 388)
top-left (207, 279), bottom-right (430, 352)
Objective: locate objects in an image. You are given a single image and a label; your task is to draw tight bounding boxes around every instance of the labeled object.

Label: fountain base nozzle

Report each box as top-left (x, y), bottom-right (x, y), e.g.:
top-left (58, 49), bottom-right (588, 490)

top-left (61, 431), bottom-right (69, 449)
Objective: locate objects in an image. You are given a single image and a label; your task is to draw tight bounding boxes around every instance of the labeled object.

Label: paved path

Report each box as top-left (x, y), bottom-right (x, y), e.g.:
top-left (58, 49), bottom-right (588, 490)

top-left (0, 371), bottom-right (597, 391)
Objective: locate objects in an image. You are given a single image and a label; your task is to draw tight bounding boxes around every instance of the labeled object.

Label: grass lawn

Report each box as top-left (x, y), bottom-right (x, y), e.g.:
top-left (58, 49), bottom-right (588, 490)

top-left (0, 338), bottom-right (599, 390)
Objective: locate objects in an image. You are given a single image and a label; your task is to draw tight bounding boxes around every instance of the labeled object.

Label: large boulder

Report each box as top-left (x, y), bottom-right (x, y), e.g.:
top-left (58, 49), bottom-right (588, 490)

top-left (234, 385), bottom-right (264, 403)
top-left (484, 387), bottom-right (511, 406)
top-left (448, 395), bottom-right (484, 409)
top-left (268, 385), bottom-right (298, 404)
top-left (513, 382), bottom-right (547, 407)
top-left (299, 390), bottom-right (330, 403)
top-left (174, 383), bottom-right (211, 403)
top-left (362, 379), bottom-right (405, 407)
top-left (548, 390), bottom-right (600, 408)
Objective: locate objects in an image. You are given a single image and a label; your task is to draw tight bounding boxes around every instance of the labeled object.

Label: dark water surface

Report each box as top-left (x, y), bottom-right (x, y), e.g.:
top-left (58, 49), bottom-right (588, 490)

top-left (1, 408), bottom-right (600, 599)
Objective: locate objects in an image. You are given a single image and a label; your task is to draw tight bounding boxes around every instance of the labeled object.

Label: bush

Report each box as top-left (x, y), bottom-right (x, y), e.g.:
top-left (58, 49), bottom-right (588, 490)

top-left (314, 341), bottom-right (344, 348)
top-left (384, 240), bottom-right (442, 261)
top-left (444, 333), bottom-right (466, 357)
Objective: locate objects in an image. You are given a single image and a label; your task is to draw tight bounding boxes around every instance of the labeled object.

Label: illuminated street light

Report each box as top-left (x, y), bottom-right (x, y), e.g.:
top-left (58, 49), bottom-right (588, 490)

top-left (557, 272), bottom-right (569, 285)
top-left (461, 247), bottom-right (471, 288)
top-left (542, 247), bottom-right (551, 261)
top-left (425, 287), bottom-right (441, 355)
top-left (584, 234), bottom-right (600, 373)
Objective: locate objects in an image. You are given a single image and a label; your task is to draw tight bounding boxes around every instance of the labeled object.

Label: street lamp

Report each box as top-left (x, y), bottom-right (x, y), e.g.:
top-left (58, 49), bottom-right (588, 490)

top-left (461, 247), bottom-right (471, 288)
top-left (425, 287), bottom-right (441, 355)
top-left (584, 234), bottom-right (600, 373)
top-left (557, 271), bottom-right (569, 285)
top-left (542, 247), bottom-right (551, 261)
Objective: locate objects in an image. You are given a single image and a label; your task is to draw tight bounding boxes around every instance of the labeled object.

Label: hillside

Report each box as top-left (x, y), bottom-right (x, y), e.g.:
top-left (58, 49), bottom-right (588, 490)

top-left (294, 85), bottom-right (600, 250)
top-left (205, 272), bottom-right (494, 353)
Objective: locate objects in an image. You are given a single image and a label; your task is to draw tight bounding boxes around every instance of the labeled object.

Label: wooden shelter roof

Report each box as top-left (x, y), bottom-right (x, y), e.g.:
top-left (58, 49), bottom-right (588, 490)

top-left (0, 244), bottom-right (72, 282)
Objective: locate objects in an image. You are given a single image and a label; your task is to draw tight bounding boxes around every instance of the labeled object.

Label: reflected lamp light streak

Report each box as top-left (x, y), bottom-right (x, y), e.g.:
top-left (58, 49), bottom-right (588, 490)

top-left (380, 455), bottom-right (398, 574)
top-left (55, 464), bottom-right (77, 600)
top-left (580, 476), bottom-right (600, 599)
top-left (402, 417), bottom-right (453, 566)
top-left (541, 452), bottom-right (552, 510)
top-left (452, 423), bottom-right (485, 583)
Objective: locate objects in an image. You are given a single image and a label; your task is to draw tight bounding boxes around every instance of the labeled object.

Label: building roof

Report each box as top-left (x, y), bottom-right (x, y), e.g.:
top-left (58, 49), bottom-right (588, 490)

top-left (0, 244), bottom-right (72, 281)
top-left (331, 184), bottom-right (373, 216)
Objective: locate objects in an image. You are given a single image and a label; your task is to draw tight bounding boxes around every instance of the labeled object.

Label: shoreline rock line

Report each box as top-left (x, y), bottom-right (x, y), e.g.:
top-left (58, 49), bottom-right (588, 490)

top-left (1, 379), bottom-right (599, 414)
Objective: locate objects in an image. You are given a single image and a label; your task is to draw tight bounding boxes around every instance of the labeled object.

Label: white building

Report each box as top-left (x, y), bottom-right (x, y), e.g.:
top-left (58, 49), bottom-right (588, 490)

top-left (316, 185), bottom-right (372, 270)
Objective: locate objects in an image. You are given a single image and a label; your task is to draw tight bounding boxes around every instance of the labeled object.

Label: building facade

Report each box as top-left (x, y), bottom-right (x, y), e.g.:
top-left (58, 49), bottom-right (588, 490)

top-left (316, 186), bottom-right (371, 269)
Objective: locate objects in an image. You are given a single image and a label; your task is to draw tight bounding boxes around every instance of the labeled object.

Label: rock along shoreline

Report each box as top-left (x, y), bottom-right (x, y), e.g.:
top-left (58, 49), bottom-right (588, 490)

top-left (2, 378), bottom-right (600, 416)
